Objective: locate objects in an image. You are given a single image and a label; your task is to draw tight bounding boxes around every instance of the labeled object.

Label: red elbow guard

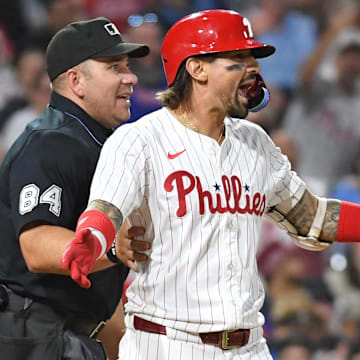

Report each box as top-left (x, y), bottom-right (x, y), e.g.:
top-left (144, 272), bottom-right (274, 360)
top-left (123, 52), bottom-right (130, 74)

top-left (337, 201), bottom-right (360, 242)
top-left (77, 209), bottom-right (116, 255)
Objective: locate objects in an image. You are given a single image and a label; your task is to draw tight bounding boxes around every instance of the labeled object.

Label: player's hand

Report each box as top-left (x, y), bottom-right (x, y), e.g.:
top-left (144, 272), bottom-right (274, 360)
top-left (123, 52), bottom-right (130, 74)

top-left (116, 222), bottom-right (149, 272)
top-left (61, 228), bottom-right (101, 288)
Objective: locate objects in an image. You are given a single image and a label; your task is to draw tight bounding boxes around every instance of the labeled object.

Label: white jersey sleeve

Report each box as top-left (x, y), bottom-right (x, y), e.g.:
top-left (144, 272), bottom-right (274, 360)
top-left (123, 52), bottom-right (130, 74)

top-left (88, 124), bottom-right (149, 219)
top-left (256, 125), bottom-right (305, 209)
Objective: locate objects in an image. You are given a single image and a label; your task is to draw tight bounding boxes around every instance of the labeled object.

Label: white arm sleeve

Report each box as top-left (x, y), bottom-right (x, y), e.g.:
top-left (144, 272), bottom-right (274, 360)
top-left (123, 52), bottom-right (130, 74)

top-left (89, 126), bottom-right (149, 220)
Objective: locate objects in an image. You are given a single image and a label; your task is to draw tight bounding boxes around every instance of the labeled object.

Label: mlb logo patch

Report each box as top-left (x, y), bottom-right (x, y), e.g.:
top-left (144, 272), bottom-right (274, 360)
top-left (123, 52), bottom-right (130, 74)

top-left (104, 23), bottom-right (120, 36)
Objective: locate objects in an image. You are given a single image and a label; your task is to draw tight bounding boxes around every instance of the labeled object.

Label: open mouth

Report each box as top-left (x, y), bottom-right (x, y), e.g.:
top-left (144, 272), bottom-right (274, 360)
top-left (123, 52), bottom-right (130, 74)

top-left (237, 76), bottom-right (258, 100)
top-left (117, 94), bottom-right (131, 102)
top-left (237, 84), bottom-right (250, 101)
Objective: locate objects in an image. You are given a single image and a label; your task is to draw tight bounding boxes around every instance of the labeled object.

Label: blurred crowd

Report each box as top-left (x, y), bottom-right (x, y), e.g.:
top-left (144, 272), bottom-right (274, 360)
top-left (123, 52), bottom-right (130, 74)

top-left (1, 0), bottom-right (360, 359)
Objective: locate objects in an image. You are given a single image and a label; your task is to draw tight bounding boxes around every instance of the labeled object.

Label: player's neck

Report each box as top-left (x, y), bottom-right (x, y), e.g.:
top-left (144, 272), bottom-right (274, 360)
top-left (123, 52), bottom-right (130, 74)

top-left (171, 107), bottom-right (225, 144)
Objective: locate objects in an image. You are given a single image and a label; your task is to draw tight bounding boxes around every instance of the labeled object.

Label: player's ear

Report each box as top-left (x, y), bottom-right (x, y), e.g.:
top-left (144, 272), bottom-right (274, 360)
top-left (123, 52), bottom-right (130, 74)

top-left (66, 68), bottom-right (85, 98)
top-left (185, 57), bottom-right (208, 83)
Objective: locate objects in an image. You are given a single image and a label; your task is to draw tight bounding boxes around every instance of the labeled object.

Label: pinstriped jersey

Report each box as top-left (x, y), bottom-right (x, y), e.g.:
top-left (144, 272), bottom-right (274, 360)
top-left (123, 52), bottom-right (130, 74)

top-left (89, 107), bottom-right (304, 332)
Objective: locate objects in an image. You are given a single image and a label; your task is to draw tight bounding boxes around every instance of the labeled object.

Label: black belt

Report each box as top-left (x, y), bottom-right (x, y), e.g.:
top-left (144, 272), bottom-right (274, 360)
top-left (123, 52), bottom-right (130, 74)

top-left (64, 318), bottom-right (106, 339)
top-left (0, 284), bottom-right (31, 312)
top-left (134, 316), bottom-right (250, 350)
top-left (0, 284), bottom-right (106, 339)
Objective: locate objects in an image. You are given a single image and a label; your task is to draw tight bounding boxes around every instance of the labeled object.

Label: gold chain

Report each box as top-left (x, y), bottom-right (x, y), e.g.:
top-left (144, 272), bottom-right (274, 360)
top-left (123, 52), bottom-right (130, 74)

top-left (175, 110), bottom-right (224, 145)
top-left (217, 125), bottom-right (225, 144)
top-left (181, 112), bottom-right (199, 133)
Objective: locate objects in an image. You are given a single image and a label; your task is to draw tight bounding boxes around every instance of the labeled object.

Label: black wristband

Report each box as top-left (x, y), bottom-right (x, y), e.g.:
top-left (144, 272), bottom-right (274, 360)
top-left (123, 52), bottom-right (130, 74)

top-left (106, 241), bottom-right (121, 264)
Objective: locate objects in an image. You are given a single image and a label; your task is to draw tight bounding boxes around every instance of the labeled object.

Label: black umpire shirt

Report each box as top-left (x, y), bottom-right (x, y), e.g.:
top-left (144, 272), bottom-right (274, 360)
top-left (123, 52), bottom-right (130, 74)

top-left (0, 92), bottom-right (129, 322)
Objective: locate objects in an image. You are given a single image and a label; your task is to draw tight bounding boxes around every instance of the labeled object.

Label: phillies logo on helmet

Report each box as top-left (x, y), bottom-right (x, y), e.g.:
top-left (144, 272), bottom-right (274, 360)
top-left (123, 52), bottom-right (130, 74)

top-left (242, 17), bottom-right (254, 39)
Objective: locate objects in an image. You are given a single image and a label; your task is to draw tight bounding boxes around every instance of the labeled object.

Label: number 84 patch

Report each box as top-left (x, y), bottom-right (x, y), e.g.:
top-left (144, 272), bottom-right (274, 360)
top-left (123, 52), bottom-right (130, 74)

top-left (19, 184), bottom-right (62, 217)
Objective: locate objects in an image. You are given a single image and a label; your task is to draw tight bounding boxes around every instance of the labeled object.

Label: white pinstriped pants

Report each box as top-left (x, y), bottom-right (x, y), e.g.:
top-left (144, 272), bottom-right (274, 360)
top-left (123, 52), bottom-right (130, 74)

top-left (118, 314), bottom-right (273, 360)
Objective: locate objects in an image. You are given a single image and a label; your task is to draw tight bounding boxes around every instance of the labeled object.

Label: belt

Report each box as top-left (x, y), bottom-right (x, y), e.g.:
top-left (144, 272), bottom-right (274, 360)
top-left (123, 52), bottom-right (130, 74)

top-left (133, 316), bottom-right (250, 350)
top-left (0, 284), bottom-right (32, 312)
top-left (65, 318), bottom-right (106, 339)
top-left (0, 284), bottom-right (105, 339)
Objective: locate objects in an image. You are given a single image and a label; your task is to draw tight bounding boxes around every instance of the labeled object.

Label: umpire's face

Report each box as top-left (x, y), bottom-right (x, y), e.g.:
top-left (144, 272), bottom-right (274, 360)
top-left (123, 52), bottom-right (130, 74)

top-left (79, 55), bottom-right (138, 128)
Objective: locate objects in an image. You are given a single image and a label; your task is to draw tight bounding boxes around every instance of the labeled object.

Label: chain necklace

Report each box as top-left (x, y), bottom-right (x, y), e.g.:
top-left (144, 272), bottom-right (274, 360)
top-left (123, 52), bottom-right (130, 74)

top-left (175, 110), bottom-right (225, 145)
top-left (217, 125), bottom-right (225, 144)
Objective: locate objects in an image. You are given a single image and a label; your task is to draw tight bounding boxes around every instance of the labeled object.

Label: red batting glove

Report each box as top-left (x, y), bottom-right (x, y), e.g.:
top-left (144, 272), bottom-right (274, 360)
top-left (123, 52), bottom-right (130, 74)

top-left (61, 228), bottom-right (101, 288)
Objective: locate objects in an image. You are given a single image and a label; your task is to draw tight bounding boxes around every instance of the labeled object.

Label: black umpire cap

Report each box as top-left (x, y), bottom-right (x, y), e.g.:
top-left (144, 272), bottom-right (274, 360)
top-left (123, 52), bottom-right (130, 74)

top-left (46, 17), bottom-right (150, 81)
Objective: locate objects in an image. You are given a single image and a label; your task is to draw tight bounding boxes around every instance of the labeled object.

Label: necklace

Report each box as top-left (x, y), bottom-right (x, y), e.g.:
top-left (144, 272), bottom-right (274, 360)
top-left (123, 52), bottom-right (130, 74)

top-left (217, 125), bottom-right (225, 144)
top-left (176, 110), bottom-right (225, 145)
top-left (177, 110), bottom-right (199, 133)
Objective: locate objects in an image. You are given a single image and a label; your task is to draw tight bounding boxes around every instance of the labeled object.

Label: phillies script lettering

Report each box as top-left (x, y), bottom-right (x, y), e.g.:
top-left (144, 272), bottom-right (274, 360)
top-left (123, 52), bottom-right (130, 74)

top-left (164, 170), bottom-right (266, 217)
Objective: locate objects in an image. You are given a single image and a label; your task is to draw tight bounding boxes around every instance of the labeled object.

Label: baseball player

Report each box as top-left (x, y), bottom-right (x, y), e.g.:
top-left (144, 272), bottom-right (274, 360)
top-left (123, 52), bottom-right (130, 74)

top-left (62, 10), bottom-right (360, 359)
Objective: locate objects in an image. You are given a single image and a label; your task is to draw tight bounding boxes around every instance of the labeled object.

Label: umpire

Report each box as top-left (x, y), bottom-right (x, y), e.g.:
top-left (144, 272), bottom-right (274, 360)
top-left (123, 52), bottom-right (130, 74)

top-left (0, 17), bottom-right (149, 359)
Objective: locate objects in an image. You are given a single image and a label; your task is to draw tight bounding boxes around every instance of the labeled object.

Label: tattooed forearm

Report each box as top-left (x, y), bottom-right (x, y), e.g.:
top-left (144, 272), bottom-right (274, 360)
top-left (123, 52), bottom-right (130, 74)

top-left (285, 189), bottom-right (318, 236)
top-left (284, 190), bottom-right (341, 243)
top-left (319, 199), bottom-right (341, 243)
top-left (87, 200), bottom-right (123, 233)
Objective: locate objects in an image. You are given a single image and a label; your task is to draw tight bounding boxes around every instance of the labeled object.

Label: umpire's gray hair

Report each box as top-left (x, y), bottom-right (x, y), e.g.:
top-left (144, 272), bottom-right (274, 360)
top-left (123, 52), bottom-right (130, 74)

top-left (51, 60), bottom-right (92, 91)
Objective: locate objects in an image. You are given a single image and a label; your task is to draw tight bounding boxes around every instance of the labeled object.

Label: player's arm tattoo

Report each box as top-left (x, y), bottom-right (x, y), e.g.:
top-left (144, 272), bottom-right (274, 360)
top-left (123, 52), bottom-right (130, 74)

top-left (284, 189), bottom-right (341, 243)
top-left (285, 189), bottom-right (317, 236)
top-left (87, 199), bottom-right (123, 234)
top-left (319, 199), bottom-right (341, 243)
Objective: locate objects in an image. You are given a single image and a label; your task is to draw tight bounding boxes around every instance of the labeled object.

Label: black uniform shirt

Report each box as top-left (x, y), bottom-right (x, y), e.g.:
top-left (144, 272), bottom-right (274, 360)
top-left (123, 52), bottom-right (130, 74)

top-left (0, 92), bottom-right (129, 322)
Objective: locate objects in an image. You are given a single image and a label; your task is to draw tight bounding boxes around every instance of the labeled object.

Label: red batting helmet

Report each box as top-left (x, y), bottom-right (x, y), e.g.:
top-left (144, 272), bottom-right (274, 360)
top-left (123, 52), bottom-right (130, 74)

top-left (161, 9), bottom-right (276, 86)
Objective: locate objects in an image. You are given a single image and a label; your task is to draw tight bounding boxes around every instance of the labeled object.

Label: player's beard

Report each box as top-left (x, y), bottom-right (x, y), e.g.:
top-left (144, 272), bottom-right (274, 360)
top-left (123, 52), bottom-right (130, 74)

top-left (226, 95), bottom-right (249, 119)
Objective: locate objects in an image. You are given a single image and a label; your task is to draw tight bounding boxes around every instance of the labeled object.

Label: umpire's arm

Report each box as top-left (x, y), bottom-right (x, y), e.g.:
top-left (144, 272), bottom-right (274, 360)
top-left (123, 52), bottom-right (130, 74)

top-left (19, 223), bottom-right (116, 274)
